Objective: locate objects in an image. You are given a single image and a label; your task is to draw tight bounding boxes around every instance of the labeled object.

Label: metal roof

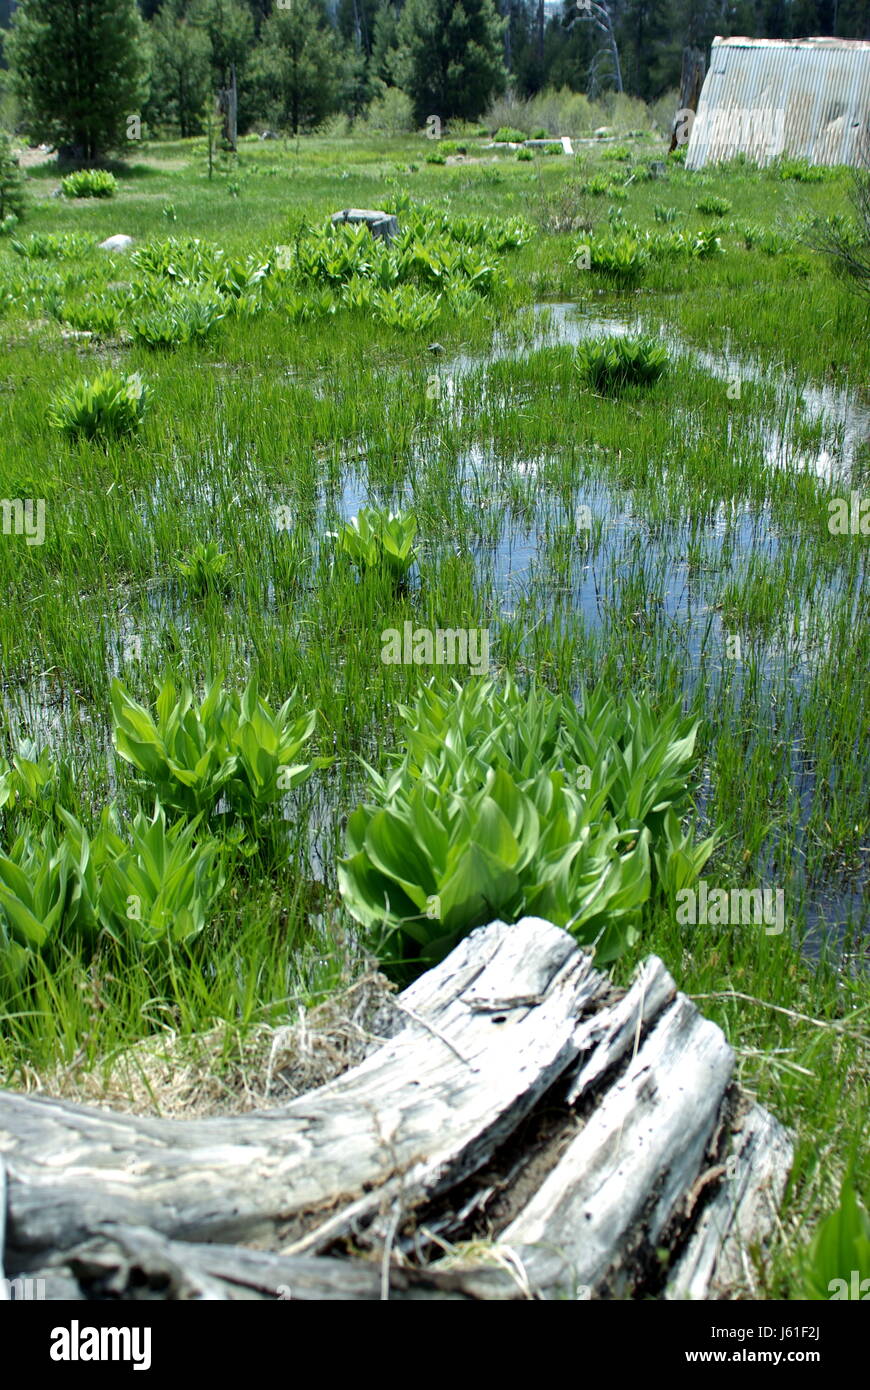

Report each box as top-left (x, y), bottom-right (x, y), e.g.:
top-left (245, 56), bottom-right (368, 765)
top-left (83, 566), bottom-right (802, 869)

top-left (686, 36), bottom-right (870, 170)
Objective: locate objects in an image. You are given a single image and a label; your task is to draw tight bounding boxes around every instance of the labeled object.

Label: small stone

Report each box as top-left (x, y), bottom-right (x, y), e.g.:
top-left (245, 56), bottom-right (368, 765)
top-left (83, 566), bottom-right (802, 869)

top-left (99, 234), bottom-right (134, 253)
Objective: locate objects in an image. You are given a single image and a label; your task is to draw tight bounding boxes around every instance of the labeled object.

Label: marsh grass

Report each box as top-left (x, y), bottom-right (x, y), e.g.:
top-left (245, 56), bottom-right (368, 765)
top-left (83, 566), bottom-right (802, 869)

top-left (0, 131), bottom-right (867, 1296)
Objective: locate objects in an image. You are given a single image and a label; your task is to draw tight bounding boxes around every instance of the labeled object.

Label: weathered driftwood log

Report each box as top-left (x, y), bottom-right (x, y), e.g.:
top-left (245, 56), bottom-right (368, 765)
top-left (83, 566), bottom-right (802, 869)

top-left (0, 918), bottom-right (792, 1300)
top-left (330, 209), bottom-right (399, 243)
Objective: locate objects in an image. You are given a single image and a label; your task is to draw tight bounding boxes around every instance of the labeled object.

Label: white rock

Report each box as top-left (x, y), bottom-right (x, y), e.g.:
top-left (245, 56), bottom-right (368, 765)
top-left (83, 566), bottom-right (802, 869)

top-left (99, 234), bottom-right (134, 253)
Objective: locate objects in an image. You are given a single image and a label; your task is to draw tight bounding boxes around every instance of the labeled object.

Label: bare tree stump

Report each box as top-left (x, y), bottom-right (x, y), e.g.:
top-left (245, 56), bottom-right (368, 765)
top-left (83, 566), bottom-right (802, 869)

top-left (330, 209), bottom-right (399, 243)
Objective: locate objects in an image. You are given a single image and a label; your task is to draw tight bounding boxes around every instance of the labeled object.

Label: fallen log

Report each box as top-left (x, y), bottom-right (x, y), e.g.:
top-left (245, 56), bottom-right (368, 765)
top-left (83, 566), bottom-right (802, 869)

top-left (0, 917), bottom-right (792, 1300)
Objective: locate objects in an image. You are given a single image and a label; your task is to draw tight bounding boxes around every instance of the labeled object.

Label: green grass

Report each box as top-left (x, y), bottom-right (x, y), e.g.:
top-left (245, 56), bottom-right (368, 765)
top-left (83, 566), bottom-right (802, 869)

top-left (0, 129), bottom-right (867, 1298)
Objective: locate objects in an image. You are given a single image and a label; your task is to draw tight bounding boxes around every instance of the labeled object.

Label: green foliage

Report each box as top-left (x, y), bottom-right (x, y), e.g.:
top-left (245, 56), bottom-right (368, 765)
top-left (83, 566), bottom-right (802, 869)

top-left (516, 148), bottom-right (533, 162)
top-left (695, 194), bottom-right (731, 216)
top-left (799, 1178), bottom-right (870, 1299)
top-left (145, 8), bottom-right (212, 139)
top-left (11, 231), bottom-right (96, 260)
top-left (602, 145), bottom-right (632, 162)
top-left (0, 742), bottom-right (62, 828)
top-left (740, 223), bottom-right (793, 255)
top-left (95, 804), bottom-right (225, 949)
top-left (284, 217), bottom-right (507, 313)
top-left (7, 0), bottom-right (148, 162)
top-left (690, 227), bottom-right (723, 259)
top-left (330, 507), bottom-right (418, 579)
top-left (425, 150), bottom-right (446, 164)
top-left (110, 675), bottom-right (329, 831)
top-left (396, 0), bottom-right (506, 126)
top-left (61, 168), bottom-right (118, 199)
top-left (0, 801), bottom-right (226, 984)
top-left (778, 158), bottom-right (826, 184)
top-left (176, 541), bottom-right (230, 594)
top-left (48, 369), bottom-right (151, 439)
top-left (0, 814), bottom-right (99, 968)
top-left (493, 126), bottom-right (527, 143)
top-left (575, 335), bottom-right (669, 393)
top-left (654, 204), bottom-right (679, 224)
top-left (130, 286), bottom-right (226, 348)
top-left (574, 233), bottom-right (648, 285)
top-left (339, 677), bottom-right (708, 980)
top-left (61, 297), bottom-right (121, 337)
top-left (254, 0), bottom-right (340, 136)
top-left (373, 284), bottom-right (442, 330)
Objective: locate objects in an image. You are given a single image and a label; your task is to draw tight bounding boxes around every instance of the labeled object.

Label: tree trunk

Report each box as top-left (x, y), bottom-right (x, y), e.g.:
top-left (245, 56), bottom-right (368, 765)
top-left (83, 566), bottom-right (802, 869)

top-left (0, 919), bottom-right (792, 1300)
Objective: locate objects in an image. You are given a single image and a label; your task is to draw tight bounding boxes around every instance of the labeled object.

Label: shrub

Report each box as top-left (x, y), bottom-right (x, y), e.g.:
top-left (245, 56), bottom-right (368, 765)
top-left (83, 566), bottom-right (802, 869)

top-left (62, 297), bottom-right (121, 337)
top-left (576, 335), bottom-right (669, 392)
top-left (695, 194), bottom-right (731, 216)
top-left (364, 85), bottom-right (414, 135)
top-left (602, 144), bottom-right (632, 162)
top-left (329, 506), bottom-right (417, 580)
top-left (176, 541), bottom-right (230, 594)
top-left (110, 675), bottom-right (328, 832)
top-left (373, 285), bottom-right (442, 331)
top-left (11, 231), bottom-right (96, 260)
top-left (493, 126), bottom-right (527, 143)
top-left (60, 168), bottom-right (118, 199)
top-left (425, 150), bottom-right (446, 165)
top-left (338, 676), bottom-right (711, 980)
top-left (517, 148), bottom-right (533, 161)
top-left (574, 233), bottom-right (648, 286)
top-left (48, 369), bottom-right (150, 438)
top-left (778, 158), bottom-right (826, 183)
top-left (130, 286), bottom-right (226, 348)
top-left (690, 227), bottom-right (724, 259)
top-left (0, 804), bottom-right (226, 981)
top-left (94, 805), bottom-right (225, 949)
top-left (0, 815), bottom-right (100, 973)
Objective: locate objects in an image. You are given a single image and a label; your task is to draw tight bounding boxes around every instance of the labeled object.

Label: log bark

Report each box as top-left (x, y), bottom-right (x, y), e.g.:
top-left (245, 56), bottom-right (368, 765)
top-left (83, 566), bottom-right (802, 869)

top-left (0, 917), bottom-right (792, 1300)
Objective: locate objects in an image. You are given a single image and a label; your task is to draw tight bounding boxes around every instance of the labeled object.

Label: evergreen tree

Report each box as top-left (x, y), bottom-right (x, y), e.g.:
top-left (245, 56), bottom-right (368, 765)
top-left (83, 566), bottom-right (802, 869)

top-left (147, 4), bottom-right (213, 137)
top-left (6, 0), bottom-right (149, 162)
top-left (254, 0), bottom-right (340, 134)
top-left (371, 0), bottom-right (403, 84)
top-left (395, 0), bottom-right (506, 123)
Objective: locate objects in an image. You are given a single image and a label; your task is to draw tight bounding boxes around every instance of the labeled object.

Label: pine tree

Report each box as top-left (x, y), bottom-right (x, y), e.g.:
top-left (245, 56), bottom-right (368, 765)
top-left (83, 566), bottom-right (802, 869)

top-left (254, 0), bottom-right (340, 135)
top-left (6, 0), bottom-right (149, 163)
top-left (395, 0), bottom-right (506, 124)
top-left (146, 5), bottom-right (213, 138)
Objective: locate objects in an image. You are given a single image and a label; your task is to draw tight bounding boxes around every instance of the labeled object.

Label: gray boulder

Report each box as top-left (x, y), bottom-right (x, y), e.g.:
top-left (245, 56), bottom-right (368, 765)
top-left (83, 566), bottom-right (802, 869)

top-left (99, 234), bottom-right (134, 253)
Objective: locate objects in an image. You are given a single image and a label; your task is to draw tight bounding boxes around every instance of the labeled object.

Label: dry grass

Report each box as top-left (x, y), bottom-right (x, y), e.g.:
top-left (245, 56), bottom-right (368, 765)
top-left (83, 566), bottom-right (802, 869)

top-left (24, 971), bottom-right (399, 1119)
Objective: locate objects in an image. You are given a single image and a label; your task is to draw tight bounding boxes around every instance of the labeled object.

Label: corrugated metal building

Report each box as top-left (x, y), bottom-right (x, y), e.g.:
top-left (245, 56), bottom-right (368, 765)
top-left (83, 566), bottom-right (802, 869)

top-left (686, 37), bottom-right (870, 170)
